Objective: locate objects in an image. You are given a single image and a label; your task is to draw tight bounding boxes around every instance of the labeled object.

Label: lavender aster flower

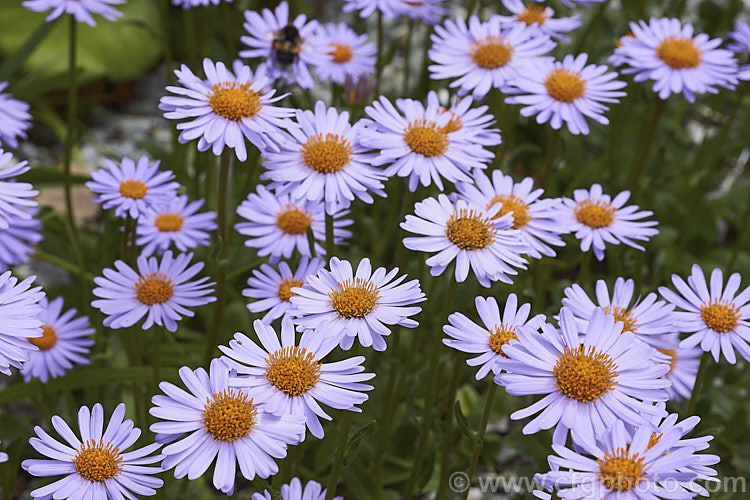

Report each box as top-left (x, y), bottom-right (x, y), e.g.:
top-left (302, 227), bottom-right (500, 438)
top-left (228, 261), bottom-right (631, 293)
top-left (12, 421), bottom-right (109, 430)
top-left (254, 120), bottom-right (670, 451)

top-left (389, 0), bottom-right (446, 24)
top-left (497, 0), bottom-right (581, 42)
top-left (0, 271), bottom-right (44, 375)
top-left (253, 478), bottom-right (342, 500)
top-left (86, 156), bottom-right (179, 219)
top-left (0, 208), bottom-right (42, 271)
top-left (91, 251), bottom-right (215, 332)
top-left (650, 334), bottom-right (700, 402)
top-left (21, 403), bottom-right (163, 499)
top-left (290, 257), bottom-right (425, 351)
top-left (0, 82), bottom-right (32, 149)
top-left (172, 0), bottom-right (232, 8)
top-left (729, 20), bottom-right (750, 80)
top-left (0, 150), bottom-right (39, 230)
top-left (309, 23), bottom-right (376, 85)
top-left (136, 195), bottom-right (217, 256)
top-left (21, 297), bottom-right (94, 383)
top-left (23, 0), bottom-right (124, 26)
top-left (425, 91), bottom-right (502, 148)
top-left (150, 359), bottom-right (305, 494)
top-left (221, 318), bottom-right (375, 438)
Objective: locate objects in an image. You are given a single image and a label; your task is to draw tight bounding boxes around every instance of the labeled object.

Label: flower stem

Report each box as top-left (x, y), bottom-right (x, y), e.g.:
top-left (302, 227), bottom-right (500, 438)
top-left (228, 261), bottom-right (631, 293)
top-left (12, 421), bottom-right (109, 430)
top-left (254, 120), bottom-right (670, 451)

top-left (203, 150), bottom-right (231, 366)
top-left (325, 212), bottom-right (335, 259)
top-left (543, 128), bottom-right (560, 195)
top-left (151, 327), bottom-right (163, 409)
top-left (374, 11), bottom-right (384, 96)
top-left (402, 19), bottom-right (415, 96)
top-left (627, 99), bottom-right (666, 201)
top-left (436, 353), bottom-right (465, 500)
top-left (63, 16), bottom-right (77, 237)
top-left (461, 383), bottom-right (497, 500)
top-left (687, 351), bottom-right (711, 415)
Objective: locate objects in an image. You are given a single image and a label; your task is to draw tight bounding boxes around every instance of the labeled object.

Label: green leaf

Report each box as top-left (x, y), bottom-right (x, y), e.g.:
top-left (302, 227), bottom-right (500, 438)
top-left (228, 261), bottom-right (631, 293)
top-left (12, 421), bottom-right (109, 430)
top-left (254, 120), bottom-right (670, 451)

top-left (344, 419), bottom-right (376, 463)
top-left (454, 400), bottom-right (476, 440)
top-left (0, 18), bottom-right (58, 82)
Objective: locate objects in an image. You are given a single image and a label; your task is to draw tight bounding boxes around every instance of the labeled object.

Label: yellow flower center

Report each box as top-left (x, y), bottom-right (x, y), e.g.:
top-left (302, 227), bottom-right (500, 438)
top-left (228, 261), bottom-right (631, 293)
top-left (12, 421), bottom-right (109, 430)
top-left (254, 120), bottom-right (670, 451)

top-left (487, 194), bottom-right (531, 229)
top-left (119, 180), bottom-right (148, 200)
top-left (700, 299), bottom-right (740, 333)
top-left (469, 36), bottom-right (515, 69)
top-left (329, 277), bottom-right (380, 319)
top-left (602, 305), bottom-right (638, 333)
top-left (597, 447), bottom-right (646, 492)
top-left (28, 325), bottom-right (58, 351)
top-left (656, 347), bottom-right (677, 375)
top-left (403, 119), bottom-right (449, 157)
top-left (328, 43), bottom-right (354, 63)
top-left (73, 440), bottom-right (123, 483)
top-left (438, 108), bottom-right (463, 134)
top-left (154, 213), bottom-right (184, 232)
top-left (277, 277), bottom-right (304, 302)
top-left (265, 346), bottom-right (322, 396)
top-left (301, 133), bottom-right (353, 174)
top-left (516, 4), bottom-right (548, 26)
top-left (445, 209), bottom-right (497, 250)
top-left (488, 324), bottom-right (518, 357)
top-left (553, 345), bottom-right (618, 402)
top-left (208, 82), bottom-right (262, 121)
top-left (201, 388), bottom-right (257, 442)
top-left (656, 36), bottom-right (702, 69)
top-left (134, 273), bottom-right (175, 306)
top-left (648, 432), bottom-right (663, 451)
top-left (275, 205), bottom-right (312, 235)
top-left (545, 69), bottom-right (587, 103)
top-left (574, 199), bottom-right (616, 228)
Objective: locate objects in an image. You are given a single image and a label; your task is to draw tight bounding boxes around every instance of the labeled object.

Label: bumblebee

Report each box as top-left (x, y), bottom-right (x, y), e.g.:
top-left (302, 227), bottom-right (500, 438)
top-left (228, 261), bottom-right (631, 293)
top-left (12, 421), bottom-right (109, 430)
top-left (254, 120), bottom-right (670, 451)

top-left (272, 24), bottom-right (303, 70)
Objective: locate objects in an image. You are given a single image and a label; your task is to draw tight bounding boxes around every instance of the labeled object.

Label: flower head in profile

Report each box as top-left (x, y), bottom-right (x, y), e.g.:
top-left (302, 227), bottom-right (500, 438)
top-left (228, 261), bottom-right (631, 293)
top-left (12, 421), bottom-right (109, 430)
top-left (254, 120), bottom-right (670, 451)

top-left (244, 257), bottom-right (325, 324)
top-left (457, 171), bottom-right (567, 259)
top-left (252, 477), bottom-right (342, 500)
top-left (309, 23), bottom-right (376, 85)
top-left (21, 297), bottom-right (94, 383)
top-left (0, 208), bottom-right (42, 271)
top-left (150, 359), bottom-right (305, 494)
top-left (86, 156), bottom-right (179, 219)
top-left (729, 20), bottom-right (750, 80)
top-left (497, 0), bottom-right (581, 42)
top-left (290, 257), bottom-right (425, 351)
top-left (402, 195), bottom-right (528, 287)
top-left (0, 82), bottom-right (32, 149)
top-left (611, 17), bottom-right (738, 102)
top-left (92, 251), bottom-right (215, 332)
top-left (443, 294), bottom-right (545, 380)
top-left (261, 101), bottom-right (386, 213)
top-left (659, 264), bottom-right (750, 364)
top-left (239, 1), bottom-right (319, 89)
top-left (235, 186), bottom-right (352, 261)
top-left (562, 277), bottom-right (675, 348)
top-left (429, 15), bottom-right (556, 99)
top-left (22, 403), bottom-right (163, 499)
top-left (23, 0), bottom-right (124, 26)
top-left (562, 183), bottom-right (658, 261)
top-left (221, 318), bottom-right (375, 438)
top-left (0, 150), bottom-right (39, 230)
top-left (360, 96), bottom-right (494, 191)
top-left (0, 272), bottom-right (44, 376)
top-left (495, 308), bottom-right (670, 446)
top-left (136, 195), bottom-right (217, 256)
top-left (160, 59), bottom-right (291, 161)
top-left (649, 334), bottom-right (700, 402)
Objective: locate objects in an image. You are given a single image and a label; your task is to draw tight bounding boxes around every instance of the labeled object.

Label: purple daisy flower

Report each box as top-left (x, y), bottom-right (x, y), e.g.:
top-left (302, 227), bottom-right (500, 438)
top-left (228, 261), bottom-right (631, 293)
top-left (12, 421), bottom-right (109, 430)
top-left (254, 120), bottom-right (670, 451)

top-left (0, 208), bottom-right (42, 271)
top-left (136, 195), bottom-right (217, 257)
top-left (561, 183), bottom-right (658, 261)
top-left (659, 264), bottom-right (750, 364)
top-left (21, 296), bottom-right (94, 383)
top-left (425, 91), bottom-right (502, 148)
top-left (0, 271), bottom-right (44, 376)
top-left (729, 20), bottom-right (750, 80)
top-left (235, 185), bottom-right (352, 261)
top-left (290, 257), bottom-right (425, 352)
top-left (309, 23), bottom-right (376, 85)
top-left (91, 251), bottom-right (216, 332)
top-left (0, 82), bottom-right (32, 149)
top-left (342, 0), bottom-right (396, 19)
top-left (652, 334), bottom-right (701, 402)
top-left (261, 101), bottom-right (386, 213)
top-left (535, 418), bottom-right (718, 499)
top-left (611, 18), bottom-right (738, 102)
top-left (0, 444), bottom-right (6, 463)
top-left (172, 0), bottom-right (232, 8)
top-left (0, 150), bottom-right (39, 231)
top-left (389, 0), bottom-right (447, 24)
top-left (253, 477), bottom-right (342, 500)
top-left (532, 0), bottom-right (605, 6)
top-left (507, 54), bottom-right (626, 135)
top-left (497, 0), bottom-right (581, 42)
top-left (150, 359), bottom-right (306, 494)
top-left (239, 1), bottom-right (319, 89)
top-left (456, 170), bottom-right (567, 259)
top-left (160, 59), bottom-right (291, 161)
top-left (561, 277), bottom-right (675, 348)
top-left (220, 318), bottom-right (375, 438)
top-left (495, 307), bottom-right (670, 446)
top-left (86, 156), bottom-right (179, 220)
top-left (428, 16), bottom-right (556, 99)
top-left (443, 294), bottom-right (545, 380)
top-left (243, 257), bottom-right (325, 324)
top-left (401, 195), bottom-right (528, 287)
top-left (359, 96), bottom-right (494, 191)
top-left (23, 0), bottom-right (124, 26)
top-left (21, 403), bottom-right (163, 499)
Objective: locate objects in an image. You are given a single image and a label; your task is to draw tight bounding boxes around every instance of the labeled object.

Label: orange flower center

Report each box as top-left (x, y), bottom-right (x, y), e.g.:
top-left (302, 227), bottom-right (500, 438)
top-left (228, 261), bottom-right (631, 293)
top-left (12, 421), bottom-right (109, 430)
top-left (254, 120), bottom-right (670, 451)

top-left (403, 119), bottom-right (449, 157)
top-left (445, 209), bottom-right (497, 250)
top-left (134, 273), bottom-right (175, 306)
top-left (469, 36), bottom-right (514, 69)
top-left (119, 180), bottom-right (148, 200)
top-left (301, 133), bottom-right (353, 173)
top-left (545, 69), bottom-right (587, 103)
top-left (28, 325), bottom-right (58, 351)
top-left (277, 277), bottom-right (304, 302)
top-left (201, 389), bottom-right (257, 442)
top-left (656, 36), bottom-right (702, 69)
top-left (208, 82), bottom-right (262, 121)
top-left (574, 199), bottom-right (616, 228)
top-left (265, 346), bottom-right (322, 396)
top-left (487, 194), bottom-right (531, 229)
top-left (328, 43), bottom-right (354, 63)
top-left (516, 5), bottom-right (548, 26)
top-left (488, 324), bottom-right (517, 357)
top-left (275, 205), bottom-right (312, 235)
top-left (700, 299), bottom-right (740, 333)
top-left (597, 447), bottom-right (646, 492)
top-left (154, 213), bottom-right (184, 232)
top-left (553, 345), bottom-right (618, 402)
top-left (73, 440), bottom-right (123, 482)
top-left (602, 305), bottom-right (638, 333)
top-left (329, 278), bottom-right (380, 319)
top-left (656, 348), bottom-right (677, 375)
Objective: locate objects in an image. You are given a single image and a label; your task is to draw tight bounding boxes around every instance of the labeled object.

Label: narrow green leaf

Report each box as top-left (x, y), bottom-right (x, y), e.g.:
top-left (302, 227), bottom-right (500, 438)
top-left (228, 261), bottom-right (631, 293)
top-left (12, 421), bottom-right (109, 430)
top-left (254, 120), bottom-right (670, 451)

top-left (344, 419), bottom-right (376, 462)
top-left (0, 18), bottom-right (58, 82)
top-left (454, 400), bottom-right (476, 440)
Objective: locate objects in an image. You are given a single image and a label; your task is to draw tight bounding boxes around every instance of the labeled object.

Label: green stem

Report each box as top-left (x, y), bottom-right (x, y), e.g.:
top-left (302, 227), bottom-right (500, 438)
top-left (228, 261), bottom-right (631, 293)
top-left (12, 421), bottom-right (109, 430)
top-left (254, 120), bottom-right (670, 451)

top-left (543, 128), bottom-right (560, 195)
top-left (221, 1), bottom-right (236, 55)
top-left (374, 11), bottom-right (384, 96)
top-left (373, 353), bottom-right (400, 498)
top-left (627, 100), bottom-right (666, 201)
top-left (33, 250), bottom-right (94, 281)
top-left (686, 352), bottom-right (710, 415)
top-left (270, 458), bottom-right (283, 500)
top-left (402, 19), bottom-right (415, 96)
top-left (436, 354), bottom-right (465, 500)
top-left (461, 384), bottom-right (497, 500)
top-left (63, 16), bottom-right (77, 238)
top-left (325, 212), bottom-right (335, 259)
top-left (151, 327), bottom-right (162, 408)
top-left (203, 151), bottom-right (231, 367)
